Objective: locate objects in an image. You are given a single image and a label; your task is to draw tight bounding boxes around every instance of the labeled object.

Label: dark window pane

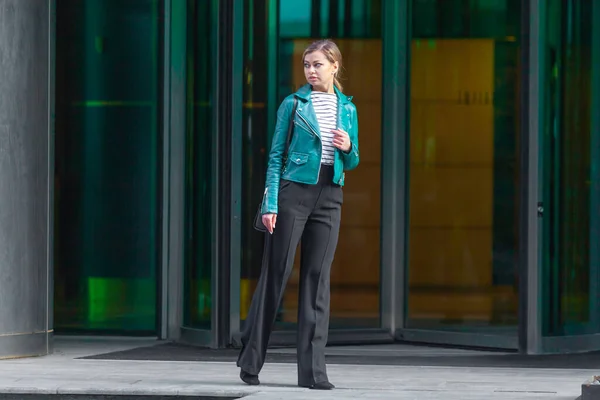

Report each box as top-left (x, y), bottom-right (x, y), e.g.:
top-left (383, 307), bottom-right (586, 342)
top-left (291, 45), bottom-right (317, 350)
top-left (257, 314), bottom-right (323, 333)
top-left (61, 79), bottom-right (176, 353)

top-left (54, 0), bottom-right (163, 334)
top-left (407, 0), bottom-right (521, 332)
top-left (543, 0), bottom-right (600, 336)
top-left (183, 0), bottom-right (214, 330)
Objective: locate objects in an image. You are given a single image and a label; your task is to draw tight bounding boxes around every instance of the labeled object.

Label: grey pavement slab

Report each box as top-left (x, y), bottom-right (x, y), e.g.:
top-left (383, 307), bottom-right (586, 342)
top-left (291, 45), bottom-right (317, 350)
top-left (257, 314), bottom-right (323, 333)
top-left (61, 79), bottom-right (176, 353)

top-left (0, 336), bottom-right (591, 399)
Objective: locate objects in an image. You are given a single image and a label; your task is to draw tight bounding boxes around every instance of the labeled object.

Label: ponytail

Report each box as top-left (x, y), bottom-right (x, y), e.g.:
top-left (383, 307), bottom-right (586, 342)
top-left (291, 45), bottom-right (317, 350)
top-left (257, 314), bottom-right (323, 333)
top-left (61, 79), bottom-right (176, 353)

top-left (333, 73), bottom-right (343, 92)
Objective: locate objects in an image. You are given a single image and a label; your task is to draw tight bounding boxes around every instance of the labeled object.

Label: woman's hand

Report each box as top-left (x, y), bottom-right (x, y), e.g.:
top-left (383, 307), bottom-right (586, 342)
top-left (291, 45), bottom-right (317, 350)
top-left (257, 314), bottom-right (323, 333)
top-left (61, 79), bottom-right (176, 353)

top-left (262, 213), bottom-right (277, 234)
top-left (332, 128), bottom-right (351, 153)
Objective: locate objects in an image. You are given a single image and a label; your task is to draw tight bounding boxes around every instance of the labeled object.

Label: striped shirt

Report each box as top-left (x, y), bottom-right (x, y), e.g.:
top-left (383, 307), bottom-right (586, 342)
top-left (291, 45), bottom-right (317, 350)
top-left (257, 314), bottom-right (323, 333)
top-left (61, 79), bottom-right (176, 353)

top-left (311, 92), bottom-right (338, 165)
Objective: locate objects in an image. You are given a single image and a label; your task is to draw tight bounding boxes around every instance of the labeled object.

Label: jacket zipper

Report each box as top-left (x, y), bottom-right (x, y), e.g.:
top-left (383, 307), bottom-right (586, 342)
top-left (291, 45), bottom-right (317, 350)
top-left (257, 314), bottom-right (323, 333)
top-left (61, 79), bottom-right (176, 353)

top-left (296, 110), bottom-right (322, 183)
top-left (335, 102), bottom-right (343, 185)
top-left (262, 186), bottom-right (268, 208)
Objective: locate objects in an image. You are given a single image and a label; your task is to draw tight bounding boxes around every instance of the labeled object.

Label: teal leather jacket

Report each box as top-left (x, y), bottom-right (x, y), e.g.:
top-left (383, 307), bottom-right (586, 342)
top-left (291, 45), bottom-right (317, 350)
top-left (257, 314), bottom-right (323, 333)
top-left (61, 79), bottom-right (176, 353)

top-left (261, 84), bottom-right (359, 215)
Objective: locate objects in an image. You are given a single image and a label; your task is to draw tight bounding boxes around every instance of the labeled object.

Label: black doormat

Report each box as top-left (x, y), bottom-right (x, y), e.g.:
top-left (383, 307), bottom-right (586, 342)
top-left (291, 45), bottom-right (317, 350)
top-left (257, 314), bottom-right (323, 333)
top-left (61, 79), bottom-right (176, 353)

top-left (79, 342), bottom-right (600, 369)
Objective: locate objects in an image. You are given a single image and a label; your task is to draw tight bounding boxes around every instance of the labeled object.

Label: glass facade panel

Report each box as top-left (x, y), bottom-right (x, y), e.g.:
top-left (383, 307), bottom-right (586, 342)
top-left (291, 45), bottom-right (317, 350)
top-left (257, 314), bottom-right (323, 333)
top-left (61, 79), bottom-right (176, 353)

top-left (240, 0), bottom-right (382, 330)
top-left (239, 0), bottom-right (269, 327)
top-left (54, 0), bottom-right (163, 333)
top-left (542, 0), bottom-right (600, 336)
top-left (43, 0), bottom-right (600, 353)
top-left (406, 0), bottom-right (521, 332)
top-left (183, 0), bottom-right (214, 330)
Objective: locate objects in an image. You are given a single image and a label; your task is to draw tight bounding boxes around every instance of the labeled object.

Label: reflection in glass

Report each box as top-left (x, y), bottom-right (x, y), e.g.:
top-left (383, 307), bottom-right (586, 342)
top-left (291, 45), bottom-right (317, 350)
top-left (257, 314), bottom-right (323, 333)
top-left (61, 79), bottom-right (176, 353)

top-left (183, 0), bottom-right (213, 329)
top-left (543, 0), bottom-right (600, 336)
top-left (240, 0), bottom-right (382, 330)
top-left (54, 0), bottom-right (162, 333)
top-left (407, 0), bottom-right (521, 332)
top-left (239, 0), bottom-right (270, 326)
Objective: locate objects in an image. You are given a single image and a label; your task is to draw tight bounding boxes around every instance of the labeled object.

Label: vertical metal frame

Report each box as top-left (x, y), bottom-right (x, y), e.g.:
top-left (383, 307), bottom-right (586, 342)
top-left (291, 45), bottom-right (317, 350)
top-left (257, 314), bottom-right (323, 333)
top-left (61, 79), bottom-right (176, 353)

top-left (380, 0), bottom-right (410, 336)
top-left (519, 0), bottom-right (543, 355)
top-left (159, 0), bottom-right (171, 341)
top-left (47, 0), bottom-right (56, 354)
top-left (210, 0), bottom-right (244, 348)
top-left (209, 0), bottom-right (221, 349)
top-left (517, 0), bottom-right (532, 354)
top-left (266, 0), bottom-right (278, 142)
top-left (209, 0), bottom-right (222, 347)
top-left (590, 0), bottom-right (600, 335)
top-left (228, 0), bottom-right (244, 345)
top-left (162, 0), bottom-right (188, 341)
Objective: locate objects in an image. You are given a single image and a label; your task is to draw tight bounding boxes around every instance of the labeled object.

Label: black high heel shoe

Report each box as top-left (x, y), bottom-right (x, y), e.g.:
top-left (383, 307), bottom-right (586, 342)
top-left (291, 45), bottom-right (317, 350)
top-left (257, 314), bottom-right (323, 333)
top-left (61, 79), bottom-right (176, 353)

top-left (239, 369), bottom-right (260, 386)
top-left (299, 381), bottom-right (335, 390)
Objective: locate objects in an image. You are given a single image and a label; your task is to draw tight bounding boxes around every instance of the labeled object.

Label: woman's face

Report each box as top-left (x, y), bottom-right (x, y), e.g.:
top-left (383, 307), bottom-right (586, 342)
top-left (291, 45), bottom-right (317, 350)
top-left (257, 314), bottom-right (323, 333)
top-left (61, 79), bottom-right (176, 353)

top-left (303, 50), bottom-right (338, 91)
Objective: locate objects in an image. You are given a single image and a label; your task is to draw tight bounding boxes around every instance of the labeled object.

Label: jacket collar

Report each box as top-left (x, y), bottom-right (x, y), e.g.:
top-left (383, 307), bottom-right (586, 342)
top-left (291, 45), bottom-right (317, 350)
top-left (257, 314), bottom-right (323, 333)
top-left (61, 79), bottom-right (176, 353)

top-left (295, 83), bottom-right (353, 104)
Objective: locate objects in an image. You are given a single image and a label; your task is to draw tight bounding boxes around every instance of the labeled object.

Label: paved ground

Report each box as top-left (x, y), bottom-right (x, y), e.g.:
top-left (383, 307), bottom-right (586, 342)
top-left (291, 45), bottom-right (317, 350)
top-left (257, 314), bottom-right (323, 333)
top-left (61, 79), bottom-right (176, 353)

top-left (0, 337), bottom-right (592, 399)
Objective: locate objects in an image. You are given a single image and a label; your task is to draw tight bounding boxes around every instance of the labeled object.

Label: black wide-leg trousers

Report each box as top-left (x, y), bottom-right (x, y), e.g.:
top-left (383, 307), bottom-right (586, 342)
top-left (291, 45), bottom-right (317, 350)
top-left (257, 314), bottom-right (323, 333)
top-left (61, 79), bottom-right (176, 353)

top-left (237, 165), bottom-right (343, 386)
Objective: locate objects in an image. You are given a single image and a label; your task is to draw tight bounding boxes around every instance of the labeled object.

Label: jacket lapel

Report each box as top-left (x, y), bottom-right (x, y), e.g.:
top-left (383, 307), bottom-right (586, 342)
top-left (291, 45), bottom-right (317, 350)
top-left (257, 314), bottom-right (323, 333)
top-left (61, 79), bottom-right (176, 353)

top-left (294, 84), bottom-right (354, 137)
top-left (334, 86), bottom-right (352, 132)
top-left (295, 84), bottom-right (321, 138)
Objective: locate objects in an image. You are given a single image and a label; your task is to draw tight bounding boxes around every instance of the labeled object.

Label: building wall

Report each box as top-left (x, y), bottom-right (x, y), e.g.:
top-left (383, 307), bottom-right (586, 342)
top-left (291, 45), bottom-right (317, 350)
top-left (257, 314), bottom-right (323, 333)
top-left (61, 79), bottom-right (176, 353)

top-left (0, 0), bottom-right (53, 358)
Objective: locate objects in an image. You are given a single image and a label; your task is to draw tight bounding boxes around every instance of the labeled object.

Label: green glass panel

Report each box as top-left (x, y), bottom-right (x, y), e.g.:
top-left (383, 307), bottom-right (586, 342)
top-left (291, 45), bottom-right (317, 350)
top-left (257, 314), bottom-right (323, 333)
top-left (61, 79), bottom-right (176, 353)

top-left (183, 0), bottom-right (214, 329)
top-left (406, 0), bottom-right (521, 333)
top-left (240, 0), bottom-right (271, 326)
top-left (54, 0), bottom-right (161, 333)
top-left (413, 0), bottom-right (519, 39)
top-left (280, 0), bottom-right (312, 37)
top-left (542, 0), bottom-right (600, 336)
top-left (240, 0), bottom-right (383, 330)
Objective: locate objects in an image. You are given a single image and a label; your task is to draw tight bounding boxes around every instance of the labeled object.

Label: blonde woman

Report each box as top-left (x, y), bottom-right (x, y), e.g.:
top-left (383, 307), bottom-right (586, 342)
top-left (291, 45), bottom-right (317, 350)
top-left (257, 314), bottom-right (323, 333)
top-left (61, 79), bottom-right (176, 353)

top-left (237, 39), bottom-right (359, 390)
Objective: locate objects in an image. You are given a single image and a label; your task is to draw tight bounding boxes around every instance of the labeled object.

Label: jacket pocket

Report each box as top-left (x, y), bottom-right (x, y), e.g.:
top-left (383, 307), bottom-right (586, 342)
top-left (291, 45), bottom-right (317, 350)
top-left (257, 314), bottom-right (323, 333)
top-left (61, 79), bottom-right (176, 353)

top-left (289, 152), bottom-right (308, 165)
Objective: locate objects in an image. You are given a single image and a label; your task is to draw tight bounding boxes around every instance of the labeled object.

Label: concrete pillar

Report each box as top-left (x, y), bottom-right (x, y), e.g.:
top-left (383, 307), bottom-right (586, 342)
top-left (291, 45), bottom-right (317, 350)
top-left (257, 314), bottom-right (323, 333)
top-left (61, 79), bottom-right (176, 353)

top-left (0, 0), bottom-right (53, 358)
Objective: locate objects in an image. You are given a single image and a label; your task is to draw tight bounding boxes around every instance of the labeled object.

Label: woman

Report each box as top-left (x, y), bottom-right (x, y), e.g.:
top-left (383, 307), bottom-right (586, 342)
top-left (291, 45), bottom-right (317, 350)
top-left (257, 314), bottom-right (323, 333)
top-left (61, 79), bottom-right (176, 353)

top-left (237, 39), bottom-right (359, 390)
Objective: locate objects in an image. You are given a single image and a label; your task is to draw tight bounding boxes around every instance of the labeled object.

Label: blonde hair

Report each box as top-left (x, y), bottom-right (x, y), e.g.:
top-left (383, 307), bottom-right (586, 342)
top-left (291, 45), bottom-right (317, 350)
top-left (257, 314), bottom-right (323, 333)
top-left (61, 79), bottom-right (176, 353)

top-left (302, 39), bottom-right (344, 91)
